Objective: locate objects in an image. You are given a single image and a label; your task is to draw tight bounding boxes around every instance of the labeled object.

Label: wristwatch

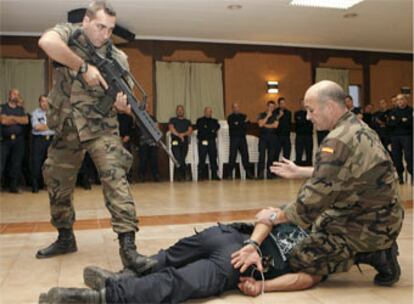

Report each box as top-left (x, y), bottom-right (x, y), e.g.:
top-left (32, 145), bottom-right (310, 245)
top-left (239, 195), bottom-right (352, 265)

top-left (269, 211), bottom-right (278, 225)
top-left (77, 62), bottom-right (88, 75)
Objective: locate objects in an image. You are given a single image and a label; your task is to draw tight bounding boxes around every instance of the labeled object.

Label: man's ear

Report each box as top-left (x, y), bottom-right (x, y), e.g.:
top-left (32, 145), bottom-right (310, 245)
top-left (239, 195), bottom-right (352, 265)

top-left (82, 15), bottom-right (90, 28)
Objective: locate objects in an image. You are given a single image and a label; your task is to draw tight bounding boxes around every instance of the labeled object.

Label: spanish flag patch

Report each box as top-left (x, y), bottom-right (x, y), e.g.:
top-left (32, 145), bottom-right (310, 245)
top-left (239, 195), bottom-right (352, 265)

top-left (321, 147), bottom-right (334, 154)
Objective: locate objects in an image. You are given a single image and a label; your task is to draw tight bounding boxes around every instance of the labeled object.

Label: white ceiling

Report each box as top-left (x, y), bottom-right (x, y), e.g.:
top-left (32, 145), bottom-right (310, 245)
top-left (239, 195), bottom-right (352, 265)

top-left (0, 0), bottom-right (412, 53)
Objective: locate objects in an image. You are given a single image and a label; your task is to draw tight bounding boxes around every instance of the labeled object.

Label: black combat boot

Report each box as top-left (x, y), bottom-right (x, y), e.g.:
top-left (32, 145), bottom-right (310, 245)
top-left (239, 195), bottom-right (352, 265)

top-left (354, 242), bottom-right (400, 286)
top-left (118, 231), bottom-right (158, 275)
top-left (36, 228), bottom-right (77, 259)
top-left (84, 266), bottom-right (137, 291)
top-left (39, 287), bottom-right (105, 304)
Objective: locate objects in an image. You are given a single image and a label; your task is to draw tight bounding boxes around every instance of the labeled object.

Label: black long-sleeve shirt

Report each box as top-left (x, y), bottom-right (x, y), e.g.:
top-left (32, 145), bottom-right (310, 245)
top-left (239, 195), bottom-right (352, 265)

top-left (227, 113), bottom-right (248, 137)
top-left (387, 106), bottom-right (413, 136)
top-left (196, 117), bottom-right (220, 141)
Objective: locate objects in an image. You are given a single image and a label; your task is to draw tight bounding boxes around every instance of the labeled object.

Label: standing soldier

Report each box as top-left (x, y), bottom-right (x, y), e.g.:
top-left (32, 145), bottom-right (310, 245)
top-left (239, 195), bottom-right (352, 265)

top-left (274, 97), bottom-right (292, 162)
top-left (226, 103), bottom-right (253, 179)
top-left (257, 101), bottom-right (279, 179)
top-left (196, 107), bottom-right (221, 180)
top-left (372, 99), bottom-right (391, 154)
top-left (118, 112), bottom-right (133, 182)
top-left (31, 95), bottom-right (55, 193)
top-left (168, 105), bottom-right (192, 181)
top-left (0, 89), bottom-right (29, 193)
top-left (388, 94), bottom-right (413, 184)
top-left (294, 100), bottom-right (313, 166)
top-left (36, 1), bottom-right (156, 274)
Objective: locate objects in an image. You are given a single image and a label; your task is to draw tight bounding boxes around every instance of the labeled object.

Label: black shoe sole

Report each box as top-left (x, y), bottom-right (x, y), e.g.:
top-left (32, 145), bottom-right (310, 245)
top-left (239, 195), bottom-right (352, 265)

top-left (84, 266), bottom-right (119, 291)
top-left (36, 247), bottom-right (78, 259)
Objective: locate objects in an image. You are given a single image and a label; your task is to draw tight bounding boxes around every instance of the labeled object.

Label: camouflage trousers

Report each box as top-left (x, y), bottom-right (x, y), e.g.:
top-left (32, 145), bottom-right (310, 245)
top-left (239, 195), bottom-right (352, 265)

top-left (43, 120), bottom-right (138, 234)
top-left (288, 232), bottom-right (355, 276)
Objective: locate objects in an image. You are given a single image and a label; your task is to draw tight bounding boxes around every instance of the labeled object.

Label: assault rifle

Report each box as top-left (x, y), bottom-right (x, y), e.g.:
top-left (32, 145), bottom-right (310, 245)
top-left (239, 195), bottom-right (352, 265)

top-left (69, 29), bottom-right (179, 166)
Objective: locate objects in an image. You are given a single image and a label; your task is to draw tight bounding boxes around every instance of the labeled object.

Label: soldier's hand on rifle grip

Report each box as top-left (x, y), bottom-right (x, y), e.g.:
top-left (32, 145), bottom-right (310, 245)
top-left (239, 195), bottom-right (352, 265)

top-left (82, 64), bottom-right (109, 90)
top-left (113, 92), bottom-right (131, 115)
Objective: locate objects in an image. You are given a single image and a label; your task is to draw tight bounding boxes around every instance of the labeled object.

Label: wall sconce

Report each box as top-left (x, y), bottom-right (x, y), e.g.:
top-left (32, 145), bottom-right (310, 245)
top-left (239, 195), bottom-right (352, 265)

top-left (267, 81), bottom-right (279, 94)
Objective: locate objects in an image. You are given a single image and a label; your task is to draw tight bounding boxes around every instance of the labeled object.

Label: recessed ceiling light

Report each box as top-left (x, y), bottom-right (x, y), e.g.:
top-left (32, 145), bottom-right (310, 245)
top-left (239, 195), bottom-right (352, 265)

top-left (344, 12), bottom-right (358, 18)
top-left (289, 0), bottom-right (364, 10)
top-left (227, 4), bottom-right (243, 10)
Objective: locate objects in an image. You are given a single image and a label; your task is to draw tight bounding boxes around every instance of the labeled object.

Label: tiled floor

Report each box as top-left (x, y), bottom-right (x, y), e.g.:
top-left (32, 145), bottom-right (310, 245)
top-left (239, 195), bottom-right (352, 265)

top-left (0, 179), bottom-right (412, 303)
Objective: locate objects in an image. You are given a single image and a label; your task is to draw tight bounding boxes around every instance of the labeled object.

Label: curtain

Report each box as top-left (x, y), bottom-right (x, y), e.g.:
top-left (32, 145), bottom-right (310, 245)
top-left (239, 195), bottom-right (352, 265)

top-left (156, 61), bottom-right (224, 123)
top-left (0, 59), bottom-right (46, 113)
top-left (315, 67), bottom-right (349, 91)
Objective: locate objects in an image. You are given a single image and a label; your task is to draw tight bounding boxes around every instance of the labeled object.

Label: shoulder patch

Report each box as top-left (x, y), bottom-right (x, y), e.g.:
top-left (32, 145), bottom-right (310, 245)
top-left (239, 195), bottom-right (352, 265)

top-left (321, 147), bottom-right (334, 154)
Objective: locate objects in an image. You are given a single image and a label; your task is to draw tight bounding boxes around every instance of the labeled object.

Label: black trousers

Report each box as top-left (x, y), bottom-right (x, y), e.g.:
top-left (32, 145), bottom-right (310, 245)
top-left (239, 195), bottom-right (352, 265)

top-left (258, 134), bottom-right (277, 175)
top-left (0, 136), bottom-right (25, 188)
top-left (198, 140), bottom-right (218, 173)
top-left (274, 135), bottom-right (291, 161)
top-left (378, 134), bottom-right (392, 155)
top-left (31, 135), bottom-right (53, 188)
top-left (295, 134), bottom-right (313, 166)
top-left (391, 135), bottom-right (413, 177)
top-left (138, 144), bottom-right (159, 178)
top-left (171, 141), bottom-right (189, 178)
top-left (106, 225), bottom-right (247, 304)
top-left (228, 136), bottom-right (250, 173)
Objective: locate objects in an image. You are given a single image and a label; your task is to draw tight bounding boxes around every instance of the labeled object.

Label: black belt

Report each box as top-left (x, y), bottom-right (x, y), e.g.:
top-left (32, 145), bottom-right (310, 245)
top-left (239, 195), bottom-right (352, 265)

top-left (33, 134), bottom-right (54, 141)
top-left (1, 133), bottom-right (22, 141)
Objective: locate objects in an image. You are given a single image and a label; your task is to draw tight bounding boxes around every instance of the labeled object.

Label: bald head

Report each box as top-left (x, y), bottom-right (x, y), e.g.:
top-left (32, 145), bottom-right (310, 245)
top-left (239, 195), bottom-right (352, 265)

top-left (304, 80), bottom-right (347, 108)
top-left (204, 106), bottom-right (213, 118)
top-left (303, 80), bottom-right (348, 131)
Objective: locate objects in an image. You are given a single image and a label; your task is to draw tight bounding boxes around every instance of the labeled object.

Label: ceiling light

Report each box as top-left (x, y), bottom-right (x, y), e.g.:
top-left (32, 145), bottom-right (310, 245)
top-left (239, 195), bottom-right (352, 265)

top-left (289, 0), bottom-right (364, 10)
top-left (227, 4), bottom-right (242, 10)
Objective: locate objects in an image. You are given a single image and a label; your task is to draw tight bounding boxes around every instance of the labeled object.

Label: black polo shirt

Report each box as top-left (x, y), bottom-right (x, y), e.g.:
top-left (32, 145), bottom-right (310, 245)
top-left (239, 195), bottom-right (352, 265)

top-left (169, 117), bottom-right (192, 142)
top-left (0, 103), bottom-right (26, 138)
top-left (294, 110), bottom-right (313, 135)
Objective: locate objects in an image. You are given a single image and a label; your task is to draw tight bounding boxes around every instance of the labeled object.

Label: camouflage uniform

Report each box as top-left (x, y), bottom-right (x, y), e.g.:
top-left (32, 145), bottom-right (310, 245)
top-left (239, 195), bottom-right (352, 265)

top-left (43, 23), bottom-right (138, 234)
top-left (283, 111), bottom-right (404, 276)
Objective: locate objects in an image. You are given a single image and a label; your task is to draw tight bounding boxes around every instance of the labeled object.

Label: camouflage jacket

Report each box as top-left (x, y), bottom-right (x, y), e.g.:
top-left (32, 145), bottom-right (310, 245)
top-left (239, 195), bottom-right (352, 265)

top-left (46, 23), bottom-right (131, 141)
top-left (284, 111), bottom-right (404, 252)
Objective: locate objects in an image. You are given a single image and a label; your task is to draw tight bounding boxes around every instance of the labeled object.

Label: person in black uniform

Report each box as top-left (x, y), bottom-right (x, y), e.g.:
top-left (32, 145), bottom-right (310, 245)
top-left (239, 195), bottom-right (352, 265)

top-left (345, 95), bottom-right (363, 120)
top-left (362, 104), bottom-right (375, 129)
top-left (274, 97), bottom-right (292, 163)
top-left (387, 94), bottom-right (413, 184)
top-left (257, 101), bottom-right (280, 179)
top-left (227, 103), bottom-right (253, 179)
top-left (168, 105), bottom-right (192, 181)
top-left (294, 100), bottom-right (313, 166)
top-left (372, 99), bottom-right (391, 154)
top-left (31, 95), bottom-right (55, 193)
top-left (138, 111), bottom-right (160, 182)
top-left (196, 107), bottom-right (221, 180)
top-left (41, 222), bottom-right (316, 304)
top-left (0, 89), bottom-right (29, 193)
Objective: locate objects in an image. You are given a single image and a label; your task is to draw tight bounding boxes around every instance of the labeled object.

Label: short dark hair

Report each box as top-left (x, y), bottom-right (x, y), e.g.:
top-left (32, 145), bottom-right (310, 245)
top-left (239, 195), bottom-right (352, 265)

top-left (277, 97), bottom-right (285, 104)
top-left (86, 0), bottom-right (116, 19)
top-left (345, 95), bottom-right (353, 100)
top-left (267, 100), bottom-right (276, 106)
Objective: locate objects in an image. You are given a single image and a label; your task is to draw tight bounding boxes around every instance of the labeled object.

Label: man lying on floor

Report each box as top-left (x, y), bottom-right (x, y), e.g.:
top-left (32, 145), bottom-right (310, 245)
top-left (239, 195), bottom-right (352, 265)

top-left (39, 217), bottom-right (399, 304)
